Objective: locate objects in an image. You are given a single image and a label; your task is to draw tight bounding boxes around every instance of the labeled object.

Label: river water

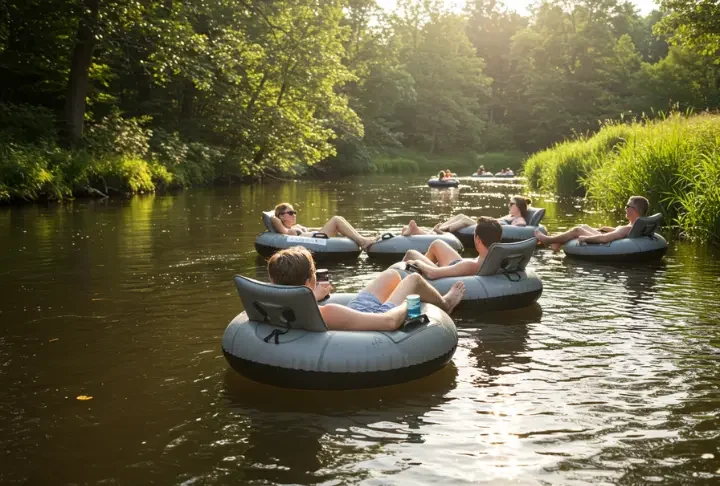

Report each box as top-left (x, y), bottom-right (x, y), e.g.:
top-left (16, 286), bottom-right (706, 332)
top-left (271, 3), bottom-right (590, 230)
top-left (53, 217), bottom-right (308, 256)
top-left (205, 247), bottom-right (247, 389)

top-left (1, 175), bottom-right (719, 485)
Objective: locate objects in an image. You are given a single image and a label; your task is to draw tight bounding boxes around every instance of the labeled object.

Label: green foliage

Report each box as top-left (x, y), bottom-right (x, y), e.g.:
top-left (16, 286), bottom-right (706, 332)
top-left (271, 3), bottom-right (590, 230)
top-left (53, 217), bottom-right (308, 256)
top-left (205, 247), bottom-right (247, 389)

top-left (0, 103), bottom-right (58, 143)
top-left (84, 110), bottom-right (151, 159)
top-left (369, 156), bottom-right (419, 174)
top-left (0, 141), bottom-right (71, 201)
top-left (524, 112), bottom-right (720, 242)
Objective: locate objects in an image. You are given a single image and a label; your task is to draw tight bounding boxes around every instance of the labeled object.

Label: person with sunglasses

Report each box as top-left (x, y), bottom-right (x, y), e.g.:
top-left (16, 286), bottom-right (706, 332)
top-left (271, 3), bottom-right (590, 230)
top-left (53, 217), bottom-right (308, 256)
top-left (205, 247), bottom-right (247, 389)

top-left (534, 196), bottom-right (649, 252)
top-left (272, 203), bottom-right (377, 250)
top-left (400, 196), bottom-right (531, 236)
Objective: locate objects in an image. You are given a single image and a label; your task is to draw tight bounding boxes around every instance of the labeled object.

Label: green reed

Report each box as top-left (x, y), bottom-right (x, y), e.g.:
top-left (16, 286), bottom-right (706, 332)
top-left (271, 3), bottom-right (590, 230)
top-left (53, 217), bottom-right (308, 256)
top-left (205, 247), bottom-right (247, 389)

top-left (523, 113), bottom-right (720, 243)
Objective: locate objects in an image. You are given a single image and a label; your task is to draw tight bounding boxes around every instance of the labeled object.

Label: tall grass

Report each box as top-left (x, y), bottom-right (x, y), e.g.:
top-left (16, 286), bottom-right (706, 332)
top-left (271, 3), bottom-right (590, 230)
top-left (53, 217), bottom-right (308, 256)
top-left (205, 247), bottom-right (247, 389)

top-left (523, 113), bottom-right (720, 243)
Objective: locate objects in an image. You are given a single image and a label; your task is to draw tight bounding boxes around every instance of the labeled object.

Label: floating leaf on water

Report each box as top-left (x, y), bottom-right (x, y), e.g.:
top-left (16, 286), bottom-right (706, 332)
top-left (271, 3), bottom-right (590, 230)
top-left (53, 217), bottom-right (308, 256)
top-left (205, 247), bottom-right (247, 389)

top-left (49, 338), bottom-right (59, 342)
top-left (76, 395), bottom-right (93, 401)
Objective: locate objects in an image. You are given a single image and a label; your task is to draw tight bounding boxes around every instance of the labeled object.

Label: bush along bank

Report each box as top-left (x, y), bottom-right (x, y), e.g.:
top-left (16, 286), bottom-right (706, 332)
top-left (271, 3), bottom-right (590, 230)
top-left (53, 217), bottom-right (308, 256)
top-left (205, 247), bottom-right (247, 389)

top-left (523, 113), bottom-right (720, 243)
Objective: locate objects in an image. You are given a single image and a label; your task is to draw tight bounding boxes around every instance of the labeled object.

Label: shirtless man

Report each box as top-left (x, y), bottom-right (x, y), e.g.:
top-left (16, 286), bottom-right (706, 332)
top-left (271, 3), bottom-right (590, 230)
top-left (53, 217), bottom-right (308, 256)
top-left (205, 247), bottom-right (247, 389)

top-left (534, 196), bottom-right (649, 252)
top-left (267, 247), bottom-right (466, 331)
top-left (401, 217), bottom-right (502, 279)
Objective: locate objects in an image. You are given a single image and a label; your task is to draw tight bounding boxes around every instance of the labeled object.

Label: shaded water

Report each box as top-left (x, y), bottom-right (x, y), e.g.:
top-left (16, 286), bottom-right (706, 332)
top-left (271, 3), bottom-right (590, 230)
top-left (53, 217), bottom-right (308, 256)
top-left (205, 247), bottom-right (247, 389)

top-left (1, 175), bottom-right (719, 485)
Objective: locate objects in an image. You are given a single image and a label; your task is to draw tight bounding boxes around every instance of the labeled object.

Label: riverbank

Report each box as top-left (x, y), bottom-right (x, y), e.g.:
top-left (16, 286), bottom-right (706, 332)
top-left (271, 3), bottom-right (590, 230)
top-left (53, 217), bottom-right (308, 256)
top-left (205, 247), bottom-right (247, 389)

top-left (524, 113), bottom-right (720, 243)
top-left (368, 148), bottom-right (526, 175)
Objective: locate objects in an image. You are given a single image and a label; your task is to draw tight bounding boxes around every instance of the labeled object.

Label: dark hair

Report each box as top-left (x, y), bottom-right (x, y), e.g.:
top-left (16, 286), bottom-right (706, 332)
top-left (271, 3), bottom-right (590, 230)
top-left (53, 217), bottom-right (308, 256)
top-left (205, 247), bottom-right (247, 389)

top-left (274, 202), bottom-right (293, 218)
top-left (629, 196), bottom-right (649, 216)
top-left (474, 216), bottom-right (502, 248)
top-left (511, 195), bottom-right (532, 220)
top-left (267, 246), bottom-right (315, 286)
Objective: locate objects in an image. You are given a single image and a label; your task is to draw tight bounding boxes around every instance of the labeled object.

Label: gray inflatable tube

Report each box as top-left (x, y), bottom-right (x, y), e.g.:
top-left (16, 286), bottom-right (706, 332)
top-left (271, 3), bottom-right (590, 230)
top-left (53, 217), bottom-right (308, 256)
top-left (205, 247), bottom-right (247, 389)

top-left (428, 178), bottom-right (459, 188)
top-left (471, 173), bottom-right (493, 178)
top-left (390, 238), bottom-right (542, 311)
top-left (222, 276), bottom-right (458, 390)
top-left (563, 214), bottom-right (668, 262)
top-left (453, 207), bottom-right (548, 245)
top-left (254, 211), bottom-right (361, 260)
top-left (366, 233), bottom-right (463, 259)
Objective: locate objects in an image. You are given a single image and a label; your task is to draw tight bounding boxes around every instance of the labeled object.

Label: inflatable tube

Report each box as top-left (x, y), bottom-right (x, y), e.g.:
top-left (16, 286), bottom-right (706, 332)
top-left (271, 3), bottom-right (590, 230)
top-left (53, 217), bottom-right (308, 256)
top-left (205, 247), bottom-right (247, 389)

top-left (254, 211), bottom-right (361, 260)
top-left (366, 233), bottom-right (463, 260)
top-left (222, 276), bottom-right (458, 390)
top-left (453, 207), bottom-right (547, 245)
top-left (563, 214), bottom-right (668, 262)
top-left (428, 178), bottom-right (459, 188)
top-left (390, 238), bottom-right (542, 311)
top-left (471, 173), bottom-right (493, 178)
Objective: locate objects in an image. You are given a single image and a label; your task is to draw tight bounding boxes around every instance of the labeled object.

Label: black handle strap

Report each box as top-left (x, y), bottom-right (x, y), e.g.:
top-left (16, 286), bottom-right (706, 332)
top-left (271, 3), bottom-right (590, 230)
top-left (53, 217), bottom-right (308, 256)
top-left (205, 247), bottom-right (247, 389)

top-left (311, 232), bottom-right (329, 239)
top-left (405, 262), bottom-right (423, 275)
top-left (403, 313), bottom-right (430, 329)
top-left (381, 233), bottom-right (394, 240)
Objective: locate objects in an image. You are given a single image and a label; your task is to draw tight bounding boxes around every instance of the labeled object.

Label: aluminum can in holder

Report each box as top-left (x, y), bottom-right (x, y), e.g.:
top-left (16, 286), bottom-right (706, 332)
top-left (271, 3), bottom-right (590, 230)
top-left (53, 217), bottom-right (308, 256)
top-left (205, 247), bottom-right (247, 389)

top-left (406, 294), bottom-right (421, 318)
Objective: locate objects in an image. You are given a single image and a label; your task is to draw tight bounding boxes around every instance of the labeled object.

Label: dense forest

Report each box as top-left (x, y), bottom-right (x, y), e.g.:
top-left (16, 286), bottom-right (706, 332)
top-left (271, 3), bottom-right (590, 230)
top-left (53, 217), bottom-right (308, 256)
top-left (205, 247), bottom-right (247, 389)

top-left (0, 0), bottom-right (718, 200)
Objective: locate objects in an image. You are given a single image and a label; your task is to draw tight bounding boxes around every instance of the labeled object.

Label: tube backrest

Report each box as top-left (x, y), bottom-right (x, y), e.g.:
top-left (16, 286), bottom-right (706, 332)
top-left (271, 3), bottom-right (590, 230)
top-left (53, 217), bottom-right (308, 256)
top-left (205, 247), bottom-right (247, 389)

top-left (627, 213), bottom-right (663, 239)
top-left (477, 238), bottom-right (536, 276)
top-left (262, 211), bottom-right (277, 233)
top-left (233, 275), bottom-right (328, 332)
top-left (526, 207), bottom-right (546, 227)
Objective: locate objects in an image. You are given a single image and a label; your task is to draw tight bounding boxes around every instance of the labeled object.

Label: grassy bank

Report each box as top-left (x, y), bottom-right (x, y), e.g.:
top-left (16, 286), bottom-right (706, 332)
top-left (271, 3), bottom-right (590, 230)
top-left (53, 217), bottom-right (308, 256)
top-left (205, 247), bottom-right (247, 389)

top-left (523, 113), bottom-right (720, 243)
top-left (370, 148), bottom-right (526, 175)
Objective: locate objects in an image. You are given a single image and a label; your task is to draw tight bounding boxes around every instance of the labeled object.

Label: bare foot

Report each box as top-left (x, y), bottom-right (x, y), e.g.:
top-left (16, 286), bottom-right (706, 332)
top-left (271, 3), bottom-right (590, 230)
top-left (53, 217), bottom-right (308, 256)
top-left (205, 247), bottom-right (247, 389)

top-left (360, 237), bottom-right (377, 250)
top-left (533, 229), bottom-right (549, 243)
top-left (442, 281), bottom-right (466, 313)
top-left (401, 225), bottom-right (410, 236)
top-left (550, 243), bottom-right (563, 253)
top-left (432, 223), bottom-right (445, 235)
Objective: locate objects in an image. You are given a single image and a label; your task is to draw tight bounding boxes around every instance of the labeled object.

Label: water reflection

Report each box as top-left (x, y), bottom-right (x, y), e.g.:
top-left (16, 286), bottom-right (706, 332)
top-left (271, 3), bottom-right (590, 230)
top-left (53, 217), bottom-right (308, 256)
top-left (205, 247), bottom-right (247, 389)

top-left (205, 366), bottom-right (458, 484)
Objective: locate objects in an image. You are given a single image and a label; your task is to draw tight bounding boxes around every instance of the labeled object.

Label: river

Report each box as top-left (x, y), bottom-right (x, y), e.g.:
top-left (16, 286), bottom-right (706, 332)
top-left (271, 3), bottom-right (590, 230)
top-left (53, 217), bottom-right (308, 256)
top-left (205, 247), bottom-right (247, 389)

top-left (1, 175), bottom-right (719, 484)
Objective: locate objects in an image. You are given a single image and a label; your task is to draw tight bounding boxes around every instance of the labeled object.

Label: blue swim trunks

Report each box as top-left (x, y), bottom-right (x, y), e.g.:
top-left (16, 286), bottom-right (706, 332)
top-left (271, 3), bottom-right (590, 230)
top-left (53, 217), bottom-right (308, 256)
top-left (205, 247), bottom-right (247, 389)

top-left (347, 291), bottom-right (397, 314)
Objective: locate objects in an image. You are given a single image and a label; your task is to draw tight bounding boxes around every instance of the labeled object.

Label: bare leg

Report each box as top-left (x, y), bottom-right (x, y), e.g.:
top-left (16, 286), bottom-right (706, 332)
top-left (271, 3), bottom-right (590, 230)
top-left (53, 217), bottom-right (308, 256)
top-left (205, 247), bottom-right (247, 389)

top-left (424, 240), bottom-right (463, 265)
top-left (534, 226), bottom-right (600, 252)
top-left (402, 249), bottom-right (431, 263)
top-left (318, 216), bottom-right (375, 249)
top-left (362, 269), bottom-right (404, 303)
top-left (401, 220), bottom-right (430, 236)
top-left (385, 273), bottom-right (466, 314)
top-left (437, 214), bottom-right (476, 233)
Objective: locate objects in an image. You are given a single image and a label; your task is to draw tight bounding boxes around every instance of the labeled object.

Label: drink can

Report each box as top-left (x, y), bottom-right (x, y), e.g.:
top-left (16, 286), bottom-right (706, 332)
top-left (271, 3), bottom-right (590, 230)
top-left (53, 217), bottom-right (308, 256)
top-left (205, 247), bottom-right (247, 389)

top-left (406, 294), bottom-right (421, 318)
top-left (316, 269), bottom-right (329, 282)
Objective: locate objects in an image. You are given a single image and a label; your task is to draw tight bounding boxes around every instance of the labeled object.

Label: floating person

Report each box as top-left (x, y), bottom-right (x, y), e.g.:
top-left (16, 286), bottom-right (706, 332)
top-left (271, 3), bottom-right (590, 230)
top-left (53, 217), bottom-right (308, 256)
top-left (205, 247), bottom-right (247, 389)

top-left (505, 167), bottom-right (514, 176)
top-left (270, 203), bottom-right (376, 250)
top-left (401, 217), bottom-right (502, 279)
top-left (436, 170), bottom-right (448, 180)
top-left (534, 195), bottom-right (650, 252)
top-left (267, 247), bottom-right (466, 330)
top-left (400, 196), bottom-right (531, 236)
top-left (495, 168), bottom-right (507, 176)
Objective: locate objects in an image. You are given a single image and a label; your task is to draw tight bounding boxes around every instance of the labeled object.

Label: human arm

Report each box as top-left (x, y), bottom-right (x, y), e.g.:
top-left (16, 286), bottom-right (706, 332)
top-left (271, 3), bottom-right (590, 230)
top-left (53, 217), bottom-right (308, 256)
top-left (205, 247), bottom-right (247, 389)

top-left (513, 217), bottom-right (527, 227)
top-left (578, 225), bottom-right (631, 244)
top-left (270, 216), bottom-right (295, 235)
top-left (407, 259), bottom-right (478, 280)
top-left (597, 226), bottom-right (615, 233)
top-left (319, 303), bottom-right (408, 331)
top-left (313, 282), bottom-right (333, 301)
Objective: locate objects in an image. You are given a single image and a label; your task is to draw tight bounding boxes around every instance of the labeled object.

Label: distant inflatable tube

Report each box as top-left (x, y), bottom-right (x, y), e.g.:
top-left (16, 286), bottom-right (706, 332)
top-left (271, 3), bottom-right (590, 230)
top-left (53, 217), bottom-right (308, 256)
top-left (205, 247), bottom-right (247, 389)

top-left (562, 214), bottom-right (668, 262)
top-left (471, 173), bottom-right (493, 178)
top-left (428, 178), bottom-right (459, 188)
top-left (453, 207), bottom-right (548, 246)
top-left (389, 238), bottom-right (543, 311)
top-left (222, 276), bottom-right (458, 390)
top-left (366, 233), bottom-right (463, 259)
top-left (254, 211), bottom-right (361, 260)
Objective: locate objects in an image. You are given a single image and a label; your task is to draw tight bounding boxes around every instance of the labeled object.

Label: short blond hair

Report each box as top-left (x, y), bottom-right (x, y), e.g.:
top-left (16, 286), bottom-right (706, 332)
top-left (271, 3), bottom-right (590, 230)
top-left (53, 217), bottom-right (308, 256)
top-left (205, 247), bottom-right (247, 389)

top-left (629, 196), bottom-right (649, 216)
top-left (274, 202), bottom-right (293, 218)
top-left (267, 246), bottom-right (315, 286)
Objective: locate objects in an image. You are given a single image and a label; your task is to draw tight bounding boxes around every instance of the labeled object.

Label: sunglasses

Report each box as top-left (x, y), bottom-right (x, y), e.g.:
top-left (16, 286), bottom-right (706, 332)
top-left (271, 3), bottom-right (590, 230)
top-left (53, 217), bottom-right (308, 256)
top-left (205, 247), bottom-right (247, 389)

top-left (280, 210), bottom-right (297, 216)
top-left (625, 204), bottom-right (635, 210)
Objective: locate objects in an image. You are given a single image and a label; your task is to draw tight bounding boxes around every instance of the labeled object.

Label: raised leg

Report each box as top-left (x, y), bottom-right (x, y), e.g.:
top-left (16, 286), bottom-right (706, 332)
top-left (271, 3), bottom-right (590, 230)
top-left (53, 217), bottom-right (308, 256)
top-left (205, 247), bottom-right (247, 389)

top-left (401, 220), bottom-right (429, 236)
top-left (318, 216), bottom-right (375, 249)
top-left (437, 214), bottom-right (476, 233)
top-left (385, 273), bottom-right (466, 314)
top-left (424, 239), bottom-right (463, 265)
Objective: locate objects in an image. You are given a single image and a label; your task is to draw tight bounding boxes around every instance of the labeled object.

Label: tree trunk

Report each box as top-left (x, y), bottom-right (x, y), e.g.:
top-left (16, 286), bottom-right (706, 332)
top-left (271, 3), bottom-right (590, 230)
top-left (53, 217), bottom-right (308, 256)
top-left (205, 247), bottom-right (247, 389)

top-left (64, 0), bottom-right (99, 145)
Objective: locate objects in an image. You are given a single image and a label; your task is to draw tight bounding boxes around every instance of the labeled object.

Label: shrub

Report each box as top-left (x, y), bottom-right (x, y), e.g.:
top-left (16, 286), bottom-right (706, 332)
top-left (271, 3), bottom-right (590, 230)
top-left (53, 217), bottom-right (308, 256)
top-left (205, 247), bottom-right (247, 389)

top-left (84, 109), bottom-right (152, 159)
top-left (370, 156), bottom-right (419, 173)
